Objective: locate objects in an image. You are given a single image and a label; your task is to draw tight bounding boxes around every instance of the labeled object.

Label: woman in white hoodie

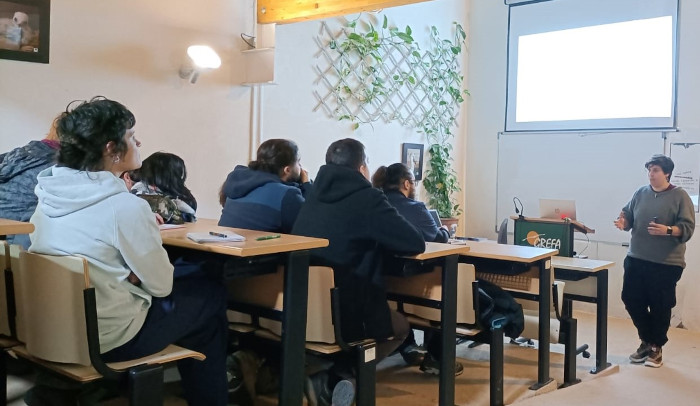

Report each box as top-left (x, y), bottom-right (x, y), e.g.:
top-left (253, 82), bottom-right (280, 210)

top-left (29, 97), bottom-right (227, 406)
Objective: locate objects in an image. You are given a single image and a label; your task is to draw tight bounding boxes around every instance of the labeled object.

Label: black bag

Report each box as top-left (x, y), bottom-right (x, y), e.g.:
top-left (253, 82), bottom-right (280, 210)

top-left (475, 279), bottom-right (524, 339)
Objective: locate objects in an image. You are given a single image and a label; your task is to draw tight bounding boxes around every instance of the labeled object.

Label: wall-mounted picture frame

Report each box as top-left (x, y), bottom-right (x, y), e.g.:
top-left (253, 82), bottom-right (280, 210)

top-left (402, 143), bottom-right (424, 181)
top-left (0, 0), bottom-right (50, 64)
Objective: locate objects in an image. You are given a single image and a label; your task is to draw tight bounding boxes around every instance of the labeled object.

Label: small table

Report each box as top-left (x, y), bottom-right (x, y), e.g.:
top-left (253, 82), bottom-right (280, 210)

top-left (458, 242), bottom-right (558, 390)
top-left (552, 256), bottom-right (614, 374)
top-left (160, 219), bottom-right (328, 406)
top-left (0, 219), bottom-right (34, 238)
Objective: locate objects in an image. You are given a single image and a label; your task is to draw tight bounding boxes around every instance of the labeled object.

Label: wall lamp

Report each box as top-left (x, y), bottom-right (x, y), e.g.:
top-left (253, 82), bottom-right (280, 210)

top-left (178, 45), bottom-right (222, 84)
top-left (256, 0), bottom-right (434, 24)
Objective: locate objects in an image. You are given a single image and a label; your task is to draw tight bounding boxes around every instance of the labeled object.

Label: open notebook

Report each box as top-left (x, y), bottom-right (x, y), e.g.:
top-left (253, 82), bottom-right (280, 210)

top-left (186, 232), bottom-right (245, 243)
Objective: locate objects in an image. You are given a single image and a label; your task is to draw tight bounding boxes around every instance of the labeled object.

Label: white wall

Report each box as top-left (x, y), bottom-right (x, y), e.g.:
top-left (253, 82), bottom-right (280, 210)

top-left (467, 0), bottom-right (700, 331)
top-left (0, 0), bottom-right (468, 223)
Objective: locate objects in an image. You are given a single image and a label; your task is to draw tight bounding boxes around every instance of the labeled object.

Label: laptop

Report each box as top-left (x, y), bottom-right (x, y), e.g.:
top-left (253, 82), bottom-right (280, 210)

top-left (539, 199), bottom-right (577, 220)
top-left (428, 209), bottom-right (442, 227)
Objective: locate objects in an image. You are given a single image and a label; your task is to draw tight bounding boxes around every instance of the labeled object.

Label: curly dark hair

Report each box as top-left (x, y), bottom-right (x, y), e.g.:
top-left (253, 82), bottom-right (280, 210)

top-left (325, 138), bottom-right (367, 170)
top-left (645, 154), bottom-right (674, 182)
top-left (131, 152), bottom-right (197, 211)
top-left (55, 96), bottom-right (135, 171)
top-left (249, 139), bottom-right (299, 177)
top-left (372, 163), bottom-right (413, 191)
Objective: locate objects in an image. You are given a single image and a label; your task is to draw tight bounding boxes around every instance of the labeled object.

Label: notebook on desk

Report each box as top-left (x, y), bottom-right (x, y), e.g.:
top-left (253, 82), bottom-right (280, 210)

top-left (428, 209), bottom-right (442, 227)
top-left (539, 199), bottom-right (577, 221)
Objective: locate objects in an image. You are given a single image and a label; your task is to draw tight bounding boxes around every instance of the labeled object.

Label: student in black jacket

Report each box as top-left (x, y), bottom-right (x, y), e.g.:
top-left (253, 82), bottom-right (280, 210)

top-left (293, 139), bottom-right (425, 405)
top-left (372, 163), bottom-right (463, 376)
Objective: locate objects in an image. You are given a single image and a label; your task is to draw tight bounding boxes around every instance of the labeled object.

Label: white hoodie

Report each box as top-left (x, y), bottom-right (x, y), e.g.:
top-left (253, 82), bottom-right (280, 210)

top-left (29, 166), bottom-right (174, 353)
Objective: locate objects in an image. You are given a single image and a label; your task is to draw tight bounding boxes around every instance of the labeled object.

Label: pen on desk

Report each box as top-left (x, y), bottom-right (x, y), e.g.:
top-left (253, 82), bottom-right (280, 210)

top-left (256, 234), bottom-right (281, 241)
top-left (209, 231), bottom-right (229, 238)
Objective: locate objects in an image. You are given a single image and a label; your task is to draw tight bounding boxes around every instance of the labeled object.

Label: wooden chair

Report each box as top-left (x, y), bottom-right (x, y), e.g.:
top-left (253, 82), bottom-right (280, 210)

top-left (0, 251), bottom-right (205, 406)
top-left (385, 263), bottom-right (507, 406)
top-left (227, 265), bottom-right (377, 406)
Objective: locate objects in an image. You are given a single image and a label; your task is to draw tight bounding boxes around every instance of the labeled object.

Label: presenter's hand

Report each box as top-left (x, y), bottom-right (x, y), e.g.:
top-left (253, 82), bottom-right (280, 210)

top-left (613, 212), bottom-right (627, 230)
top-left (647, 221), bottom-right (667, 236)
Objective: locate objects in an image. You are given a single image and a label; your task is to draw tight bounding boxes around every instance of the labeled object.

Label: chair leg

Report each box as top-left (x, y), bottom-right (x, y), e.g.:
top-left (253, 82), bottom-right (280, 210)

top-left (561, 317), bottom-right (581, 387)
top-left (489, 325), bottom-right (504, 406)
top-left (1, 350), bottom-right (7, 406)
top-left (354, 341), bottom-right (377, 406)
top-left (128, 364), bottom-right (164, 406)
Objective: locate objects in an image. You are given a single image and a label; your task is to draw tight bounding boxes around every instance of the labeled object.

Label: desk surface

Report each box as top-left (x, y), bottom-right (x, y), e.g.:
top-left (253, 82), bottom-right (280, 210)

top-left (406, 242), bottom-right (470, 260)
top-left (160, 218), bottom-right (328, 257)
top-left (459, 241), bottom-right (557, 263)
top-left (552, 256), bottom-right (615, 273)
top-left (0, 218), bottom-right (34, 236)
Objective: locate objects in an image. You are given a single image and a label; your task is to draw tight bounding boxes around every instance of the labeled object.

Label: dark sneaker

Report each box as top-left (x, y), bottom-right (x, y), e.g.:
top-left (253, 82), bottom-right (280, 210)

top-left (419, 354), bottom-right (464, 377)
top-left (304, 371), bottom-right (332, 406)
top-left (644, 346), bottom-right (663, 368)
top-left (629, 342), bottom-right (652, 363)
top-left (400, 343), bottom-right (427, 366)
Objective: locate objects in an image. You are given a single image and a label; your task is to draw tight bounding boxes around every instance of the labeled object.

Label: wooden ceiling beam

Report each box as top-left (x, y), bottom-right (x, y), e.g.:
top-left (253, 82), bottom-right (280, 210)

top-left (257, 0), bottom-right (434, 24)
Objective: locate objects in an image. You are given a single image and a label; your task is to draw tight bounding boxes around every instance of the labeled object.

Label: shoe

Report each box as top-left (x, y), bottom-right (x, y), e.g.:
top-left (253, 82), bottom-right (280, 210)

top-left (419, 354), bottom-right (464, 377)
top-left (644, 346), bottom-right (663, 368)
top-left (400, 344), bottom-right (427, 366)
top-left (304, 371), bottom-right (332, 406)
top-left (629, 341), bottom-right (652, 363)
top-left (331, 379), bottom-right (356, 406)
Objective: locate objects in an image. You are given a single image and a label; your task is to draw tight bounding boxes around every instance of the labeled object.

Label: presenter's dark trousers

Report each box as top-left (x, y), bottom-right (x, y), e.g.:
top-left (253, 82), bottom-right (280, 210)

top-left (103, 273), bottom-right (228, 406)
top-left (621, 256), bottom-right (683, 347)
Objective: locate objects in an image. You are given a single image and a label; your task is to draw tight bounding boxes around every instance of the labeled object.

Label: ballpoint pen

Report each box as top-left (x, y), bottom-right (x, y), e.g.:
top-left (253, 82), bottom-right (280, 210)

top-left (209, 231), bottom-right (229, 238)
top-left (256, 234), bottom-right (281, 241)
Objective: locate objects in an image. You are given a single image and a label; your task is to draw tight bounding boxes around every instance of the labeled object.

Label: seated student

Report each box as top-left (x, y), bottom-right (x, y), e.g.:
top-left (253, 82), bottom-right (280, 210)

top-left (292, 139), bottom-right (425, 405)
top-left (28, 97), bottom-right (228, 406)
top-left (372, 163), bottom-right (462, 375)
top-left (219, 139), bottom-right (311, 233)
top-left (130, 151), bottom-right (197, 223)
top-left (0, 118), bottom-right (60, 248)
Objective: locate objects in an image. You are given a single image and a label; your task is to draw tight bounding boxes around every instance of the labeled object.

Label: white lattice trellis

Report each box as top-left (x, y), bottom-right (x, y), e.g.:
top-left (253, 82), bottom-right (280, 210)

top-left (313, 19), bottom-right (463, 135)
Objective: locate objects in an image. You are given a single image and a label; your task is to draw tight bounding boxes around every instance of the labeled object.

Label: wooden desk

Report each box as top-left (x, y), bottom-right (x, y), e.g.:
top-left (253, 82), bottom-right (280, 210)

top-left (552, 256), bottom-right (614, 375)
top-left (459, 242), bottom-right (558, 390)
top-left (161, 219), bottom-right (328, 406)
top-left (388, 242), bottom-right (470, 406)
top-left (0, 219), bottom-right (34, 237)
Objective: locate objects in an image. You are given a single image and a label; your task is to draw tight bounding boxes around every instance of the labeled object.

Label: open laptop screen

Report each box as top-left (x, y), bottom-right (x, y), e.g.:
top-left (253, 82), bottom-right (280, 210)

top-left (428, 209), bottom-right (442, 227)
top-left (539, 199), bottom-right (577, 220)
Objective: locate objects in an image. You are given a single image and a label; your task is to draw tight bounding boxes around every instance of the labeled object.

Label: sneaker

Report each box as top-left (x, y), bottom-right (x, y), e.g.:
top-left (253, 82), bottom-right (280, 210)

top-left (644, 346), bottom-right (663, 368)
top-left (400, 344), bottom-right (427, 366)
top-left (419, 354), bottom-right (464, 377)
top-left (629, 341), bottom-right (652, 363)
top-left (304, 371), bottom-right (332, 406)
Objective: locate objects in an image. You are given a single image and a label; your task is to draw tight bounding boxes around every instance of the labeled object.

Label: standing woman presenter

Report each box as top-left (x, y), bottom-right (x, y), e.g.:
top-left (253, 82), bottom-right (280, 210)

top-left (614, 154), bottom-right (694, 368)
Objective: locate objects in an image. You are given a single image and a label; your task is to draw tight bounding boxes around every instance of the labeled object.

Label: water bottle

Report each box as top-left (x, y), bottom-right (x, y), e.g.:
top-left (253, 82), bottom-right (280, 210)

top-left (450, 224), bottom-right (457, 238)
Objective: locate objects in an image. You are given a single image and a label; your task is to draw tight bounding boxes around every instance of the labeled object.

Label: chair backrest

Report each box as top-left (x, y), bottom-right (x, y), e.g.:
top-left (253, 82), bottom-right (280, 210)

top-left (0, 241), bottom-right (9, 336)
top-left (385, 263), bottom-right (477, 325)
top-left (226, 265), bottom-right (337, 344)
top-left (19, 251), bottom-right (92, 366)
top-left (497, 218), bottom-right (508, 244)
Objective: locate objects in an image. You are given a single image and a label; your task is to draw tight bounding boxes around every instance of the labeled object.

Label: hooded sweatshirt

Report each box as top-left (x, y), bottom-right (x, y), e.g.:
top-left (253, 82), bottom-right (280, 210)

top-left (0, 140), bottom-right (58, 247)
top-left (29, 166), bottom-right (174, 353)
top-left (218, 165), bottom-right (312, 233)
top-left (292, 164), bottom-right (424, 342)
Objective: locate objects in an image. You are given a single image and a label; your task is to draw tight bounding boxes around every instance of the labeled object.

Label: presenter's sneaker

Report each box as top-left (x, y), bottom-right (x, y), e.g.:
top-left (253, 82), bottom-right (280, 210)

top-left (419, 354), bottom-right (464, 376)
top-left (629, 341), bottom-right (652, 363)
top-left (644, 346), bottom-right (663, 368)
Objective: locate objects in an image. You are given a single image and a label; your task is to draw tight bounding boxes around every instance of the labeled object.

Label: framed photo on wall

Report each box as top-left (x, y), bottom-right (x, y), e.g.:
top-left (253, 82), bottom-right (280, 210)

top-left (402, 143), bottom-right (424, 181)
top-left (0, 0), bottom-right (50, 64)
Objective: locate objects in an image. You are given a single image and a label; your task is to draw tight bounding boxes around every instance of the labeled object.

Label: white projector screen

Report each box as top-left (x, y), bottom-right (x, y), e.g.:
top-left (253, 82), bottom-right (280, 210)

top-left (505, 0), bottom-right (679, 133)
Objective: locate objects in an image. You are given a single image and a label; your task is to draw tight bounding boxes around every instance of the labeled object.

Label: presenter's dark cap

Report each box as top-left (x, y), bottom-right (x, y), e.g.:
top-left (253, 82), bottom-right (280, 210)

top-left (645, 154), bottom-right (674, 174)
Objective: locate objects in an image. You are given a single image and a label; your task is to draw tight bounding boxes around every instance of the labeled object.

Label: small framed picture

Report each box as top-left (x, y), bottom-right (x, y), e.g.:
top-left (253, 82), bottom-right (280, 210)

top-left (0, 0), bottom-right (50, 64)
top-left (402, 143), bottom-right (424, 181)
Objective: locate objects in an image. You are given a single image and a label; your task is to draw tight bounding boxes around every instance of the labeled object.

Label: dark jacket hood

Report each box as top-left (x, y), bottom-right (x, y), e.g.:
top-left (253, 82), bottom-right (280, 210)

top-left (312, 164), bottom-right (370, 203)
top-left (222, 165), bottom-right (282, 199)
top-left (0, 140), bottom-right (57, 182)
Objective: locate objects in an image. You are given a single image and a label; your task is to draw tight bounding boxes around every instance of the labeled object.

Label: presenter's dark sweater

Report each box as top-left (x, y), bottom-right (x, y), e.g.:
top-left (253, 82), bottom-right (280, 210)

top-left (384, 190), bottom-right (450, 243)
top-left (292, 164), bottom-right (425, 342)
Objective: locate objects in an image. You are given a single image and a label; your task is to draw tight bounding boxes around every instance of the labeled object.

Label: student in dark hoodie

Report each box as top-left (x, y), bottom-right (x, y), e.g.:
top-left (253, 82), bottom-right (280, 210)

top-left (219, 139), bottom-right (311, 233)
top-left (0, 119), bottom-right (60, 248)
top-left (292, 138), bottom-right (425, 406)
